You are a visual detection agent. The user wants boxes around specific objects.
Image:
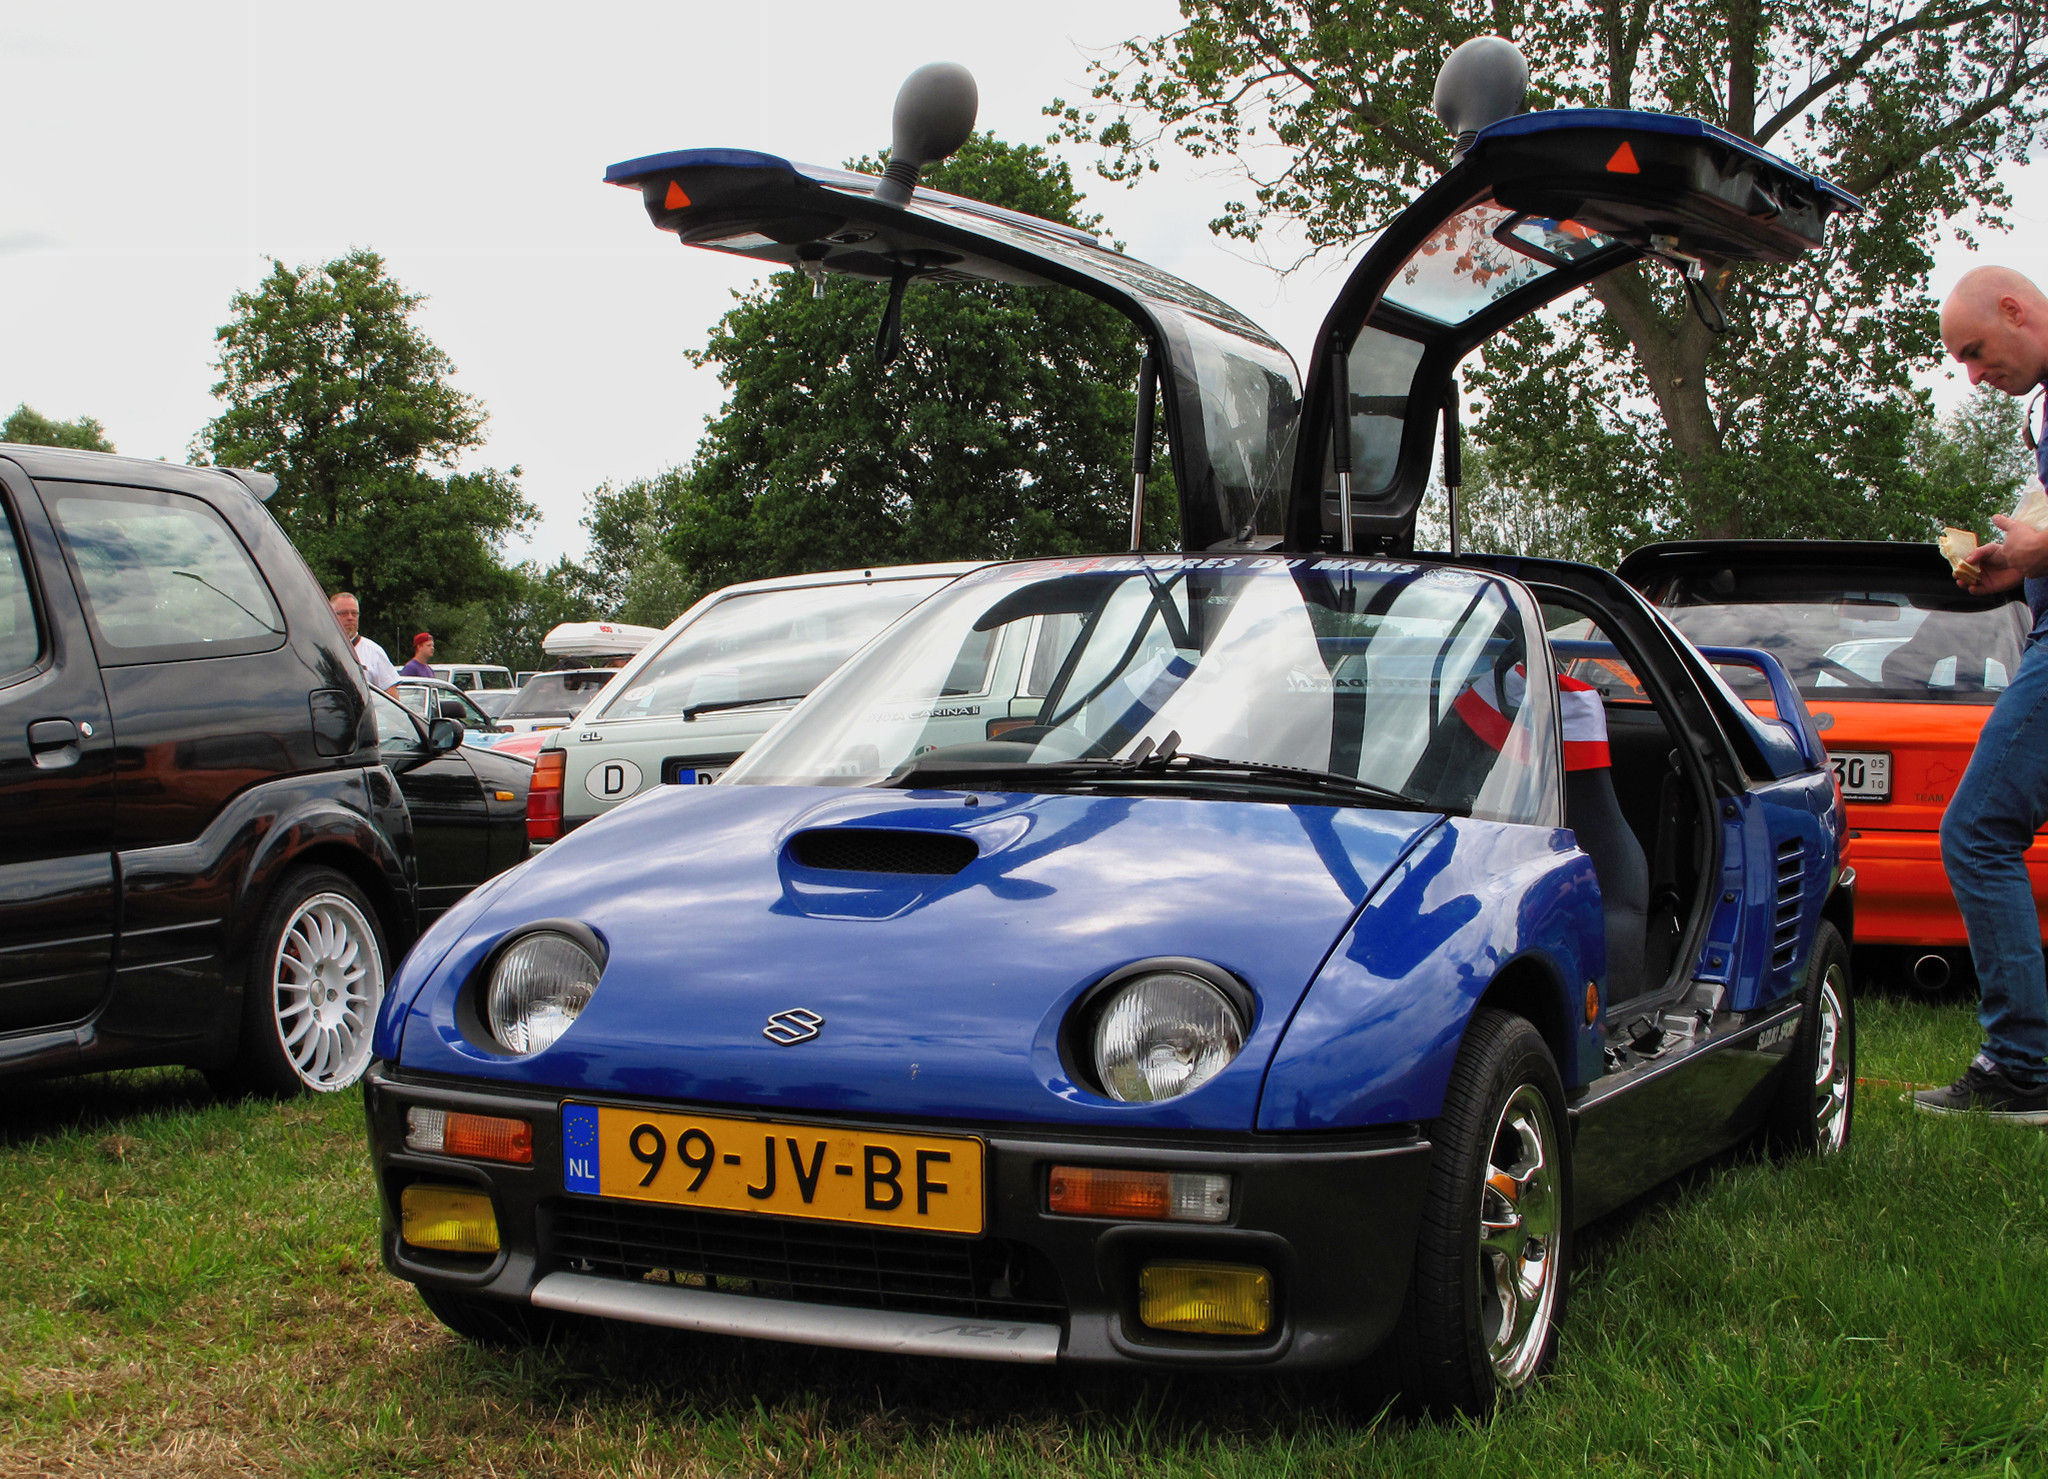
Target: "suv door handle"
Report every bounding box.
[27,718,81,769]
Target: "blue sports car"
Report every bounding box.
[366,46,1857,1416]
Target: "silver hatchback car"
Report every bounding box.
[528,563,980,842]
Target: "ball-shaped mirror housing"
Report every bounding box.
[875,62,979,207]
[1432,37,1528,158]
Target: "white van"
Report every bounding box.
[432,663,515,693]
[531,563,981,841]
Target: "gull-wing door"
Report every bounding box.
[605,148,1300,552]
[1285,108,1861,554]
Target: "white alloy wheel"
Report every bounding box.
[1812,965,1851,1152]
[1477,1083,1564,1389]
[269,891,383,1091]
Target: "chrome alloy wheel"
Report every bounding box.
[1813,965,1851,1152]
[270,891,383,1091]
[1477,1083,1563,1389]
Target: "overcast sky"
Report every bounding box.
[4,2,2041,568]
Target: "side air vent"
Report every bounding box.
[790,829,978,876]
[1771,837,1805,977]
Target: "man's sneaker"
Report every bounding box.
[1912,1060,2048,1123]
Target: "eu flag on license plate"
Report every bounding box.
[562,1104,601,1192]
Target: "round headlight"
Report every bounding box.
[1092,971,1246,1103]
[486,931,601,1054]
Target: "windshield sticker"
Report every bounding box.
[867,703,984,724]
[963,554,1431,584]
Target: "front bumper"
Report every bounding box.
[364,1064,1434,1370]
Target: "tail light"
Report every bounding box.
[527,749,565,841]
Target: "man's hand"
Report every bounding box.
[1960,532,2028,593]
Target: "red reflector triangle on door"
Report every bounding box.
[1606,141,1640,174]
[665,180,692,209]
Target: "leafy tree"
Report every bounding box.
[472,558,600,675]
[582,472,695,614]
[666,133,1171,587]
[192,249,536,654]
[613,544,700,629]
[4,404,113,452]
[1438,386,2029,566]
[1424,440,1616,566]
[1909,383,2036,539]
[1054,3,2048,541]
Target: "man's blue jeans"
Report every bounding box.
[1941,634,2048,1086]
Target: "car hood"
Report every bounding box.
[390,783,1441,1130]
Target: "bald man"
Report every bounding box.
[1917,265,2048,1121]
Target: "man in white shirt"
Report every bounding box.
[329,591,400,695]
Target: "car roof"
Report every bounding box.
[0,443,277,501]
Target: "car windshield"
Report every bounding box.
[504,670,615,718]
[1647,565,2026,704]
[597,577,956,722]
[725,555,1559,824]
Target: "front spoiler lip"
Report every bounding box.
[365,1063,1436,1371]
[531,1273,1063,1363]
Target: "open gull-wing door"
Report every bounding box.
[1286,66,1861,554]
[605,96,1300,554]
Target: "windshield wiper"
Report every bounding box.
[173,570,282,634]
[884,740,1430,810]
[683,694,807,721]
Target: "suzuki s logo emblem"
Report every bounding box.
[763,1008,825,1045]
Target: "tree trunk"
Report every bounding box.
[1588,265,1729,535]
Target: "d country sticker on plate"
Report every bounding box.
[562,1104,984,1234]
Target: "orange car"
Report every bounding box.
[1620,540,2038,993]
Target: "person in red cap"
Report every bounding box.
[399,631,436,678]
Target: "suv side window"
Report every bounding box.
[46,485,284,664]
[0,493,43,684]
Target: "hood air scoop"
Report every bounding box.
[789,829,979,876]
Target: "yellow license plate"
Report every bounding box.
[561,1104,984,1235]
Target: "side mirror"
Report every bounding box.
[438,699,469,721]
[427,716,465,754]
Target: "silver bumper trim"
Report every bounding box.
[529,1272,1063,1364]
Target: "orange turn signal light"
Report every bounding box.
[406,1106,533,1165]
[1047,1165,1229,1223]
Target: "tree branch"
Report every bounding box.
[1756,0,2010,144]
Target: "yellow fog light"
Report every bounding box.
[400,1184,500,1254]
[1137,1260,1272,1336]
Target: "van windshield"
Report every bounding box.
[597,578,953,722]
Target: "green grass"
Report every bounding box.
[0,995,2042,1477]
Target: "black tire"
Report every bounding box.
[1388,1008,1571,1418]
[209,866,388,1098]
[416,1283,573,1348]
[1765,920,1855,1156]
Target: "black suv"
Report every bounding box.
[0,445,530,1096]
